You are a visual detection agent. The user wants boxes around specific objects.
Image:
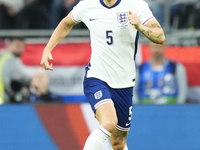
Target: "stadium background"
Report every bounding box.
[0,40,200,150]
[20,41,200,102]
[1,0,200,149]
[1,104,200,150]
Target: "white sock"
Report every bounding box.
[111,144,128,150]
[124,144,128,150]
[83,126,111,150]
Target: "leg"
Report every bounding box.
[110,128,128,150]
[95,102,118,132]
[83,102,118,150]
[83,77,133,150]
[108,87,133,150]
[83,78,118,150]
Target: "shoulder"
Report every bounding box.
[138,61,150,72]
[167,59,186,74]
[175,62,186,73]
[167,59,183,69]
[1,53,13,64]
[3,55,21,66]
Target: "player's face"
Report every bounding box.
[9,40,25,57]
[149,42,166,60]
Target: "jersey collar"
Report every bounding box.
[100,0,121,9]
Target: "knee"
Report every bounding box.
[100,119,118,133]
[111,142,125,150]
[110,130,128,150]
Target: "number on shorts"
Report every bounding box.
[128,106,132,121]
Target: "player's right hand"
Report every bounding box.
[40,52,54,71]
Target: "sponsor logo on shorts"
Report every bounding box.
[125,122,131,126]
[94,90,103,100]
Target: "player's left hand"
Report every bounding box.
[128,11,140,29]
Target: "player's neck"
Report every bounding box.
[103,0,118,7]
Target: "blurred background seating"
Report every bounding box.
[0,38,61,104]
[0,1,200,150]
[0,0,199,30]
[133,42,188,104]
[145,0,200,30]
[0,0,200,104]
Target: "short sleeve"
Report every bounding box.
[136,0,154,25]
[71,1,85,23]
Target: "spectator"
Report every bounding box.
[29,69,61,103]
[0,0,25,29]
[0,38,31,104]
[0,0,24,14]
[133,42,188,104]
[48,0,86,29]
[194,1,200,29]
[14,0,53,29]
[145,0,186,28]
[145,0,165,26]
[0,38,60,104]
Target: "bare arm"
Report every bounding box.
[40,11,77,70]
[137,19,165,44]
[128,11,165,44]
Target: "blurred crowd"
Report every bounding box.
[0,0,200,105]
[0,38,61,104]
[146,0,200,29]
[0,0,200,29]
[133,42,188,104]
[1,37,199,105]
[0,37,200,105]
[0,0,86,29]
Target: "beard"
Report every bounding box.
[152,53,163,61]
[13,52,22,58]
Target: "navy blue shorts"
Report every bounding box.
[83,77,133,131]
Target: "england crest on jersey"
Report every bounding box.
[117,12,128,25]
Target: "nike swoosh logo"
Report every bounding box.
[89,18,98,21]
[125,122,131,126]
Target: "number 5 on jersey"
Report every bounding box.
[106,31,113,45]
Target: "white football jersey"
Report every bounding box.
[72,0,154,88]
